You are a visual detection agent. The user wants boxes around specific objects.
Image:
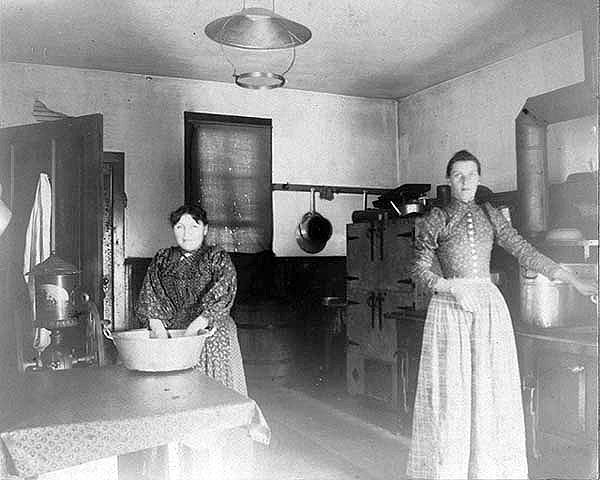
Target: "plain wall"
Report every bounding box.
[1,32,593,258]
[547,115,597,183]
[396,32,589,192]
[0,63,398,257]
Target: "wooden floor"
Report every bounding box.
[248,378,411,480]
[244,328,411,480]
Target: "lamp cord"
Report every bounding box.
[241,0,276,11]
[221,43,297,78]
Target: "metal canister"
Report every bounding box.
[28,253,81,328]
[515,108,549,237]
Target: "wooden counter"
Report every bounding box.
[0,366,269,479]
[515,322,598,479]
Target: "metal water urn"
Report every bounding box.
[28,253,81,329]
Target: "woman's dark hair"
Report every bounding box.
[446,150,482,177]
[169,204,208,227]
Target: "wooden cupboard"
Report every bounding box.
[516,327,598,479]
[345,213,428,416]
[395,312,424,430]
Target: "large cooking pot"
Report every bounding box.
[296,188,333,254]
[520,263,598,328]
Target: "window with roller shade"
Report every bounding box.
[184,112,273,254]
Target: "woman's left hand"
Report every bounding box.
[184,315,209,336]
[571,277,598,297]
[556,267,598,297]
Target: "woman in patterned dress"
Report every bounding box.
[406,150,597,479]
[136,204,247,395]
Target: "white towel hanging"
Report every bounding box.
[23,173,53,351]
[23,173,52,279]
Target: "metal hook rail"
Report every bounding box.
[272,183,391,210]
[272,183,389,195]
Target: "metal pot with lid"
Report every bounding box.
[519,263,598,328]
[296,188,333,254]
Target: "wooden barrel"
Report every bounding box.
[234,300,298,384]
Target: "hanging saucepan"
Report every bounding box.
[296,188,333,254]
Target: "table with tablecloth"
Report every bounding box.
[0,366,270,479]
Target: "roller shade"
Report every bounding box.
[185,113,273,253]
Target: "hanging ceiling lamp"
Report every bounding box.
[205,1,312,90]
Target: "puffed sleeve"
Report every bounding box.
[485,203,561,278]
[198,248,237,326]
[135,249,176,328]
[411,207,446,291]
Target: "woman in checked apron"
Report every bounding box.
[406,150,596,480]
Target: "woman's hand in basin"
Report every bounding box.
[149,318,169,339]
[184,315,209,336]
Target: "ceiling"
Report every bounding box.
[0,0,588,99]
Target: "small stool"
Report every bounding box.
[320,296,347,376]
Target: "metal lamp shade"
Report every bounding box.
[205,7,311,50]
[205,6,311,90]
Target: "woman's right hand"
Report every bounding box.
[184,315,209,336]
[450,282,478,313]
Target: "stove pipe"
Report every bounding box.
[515,108,549,238]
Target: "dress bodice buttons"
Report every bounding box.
[435,200,495,279]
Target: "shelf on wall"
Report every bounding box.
[272,183,389,196]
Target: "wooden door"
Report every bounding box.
[537,349,596,442]
[367,290,398,361]
[0,114,103,371]
[346,222,379,289]
[345,286,373,350]
[380,217,414,290]
[396,318,424,426]
[102,152,126,331]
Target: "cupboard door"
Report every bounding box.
[537,349,594,441]
[381,218,414,290]
[346,222,379,289]
[346,343,365,396]
[345,287,373,351]
[364,289,398,361]
[396,319,424,425]
[364,356,397,406]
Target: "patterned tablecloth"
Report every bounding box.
[0,366,270,478]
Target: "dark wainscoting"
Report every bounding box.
[124,253,346,331]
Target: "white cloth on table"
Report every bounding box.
[0,367,270,479]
